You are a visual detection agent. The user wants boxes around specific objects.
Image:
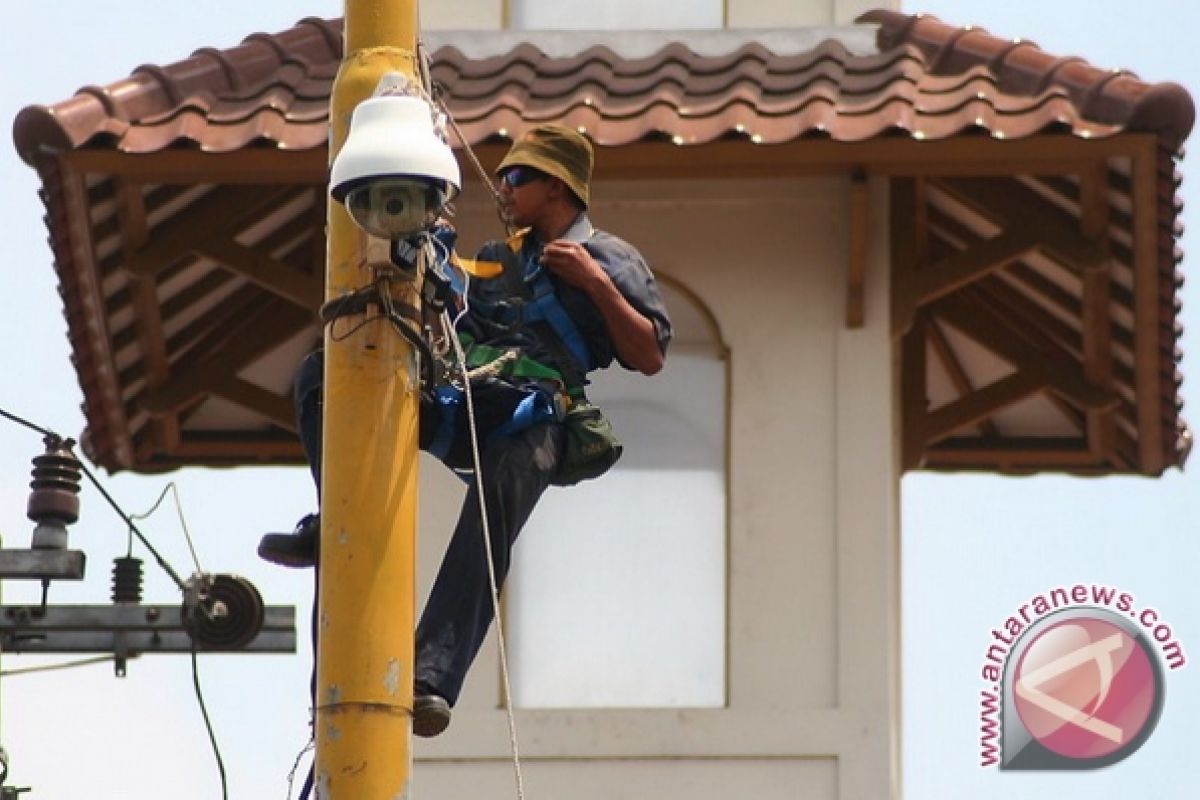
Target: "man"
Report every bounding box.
[259,123,671,737]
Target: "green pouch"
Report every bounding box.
[553,403,623,486]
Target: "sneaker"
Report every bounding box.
[413,692,451,738]
[257,513,319,568]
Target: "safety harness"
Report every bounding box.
[425,227,594,465]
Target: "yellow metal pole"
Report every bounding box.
[316,1,421,797]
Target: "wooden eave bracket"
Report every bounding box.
[122,184,321,311]
[937,295,1118,413]
[846,171,868,328]
[140,298,310,418]
[893,175,1114,339]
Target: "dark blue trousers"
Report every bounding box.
[293,350,562,705]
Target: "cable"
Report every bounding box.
[285,736,314,800]
[378,274,438,390]
[0,407,55,438]
[423,234,473,330]
[76,460,188,592]
[453,269,472,330]
[0,405,190,592]
[191,643,228,800]
[129,482,204,574]
[443,309,527,800]
[0,655,118,677]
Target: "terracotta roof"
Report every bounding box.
[10,12,1193,475]
[864,10,1194,151]
[15,13,1195,159]
[14,18,341,159]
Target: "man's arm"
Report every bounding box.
[539,240,664,375]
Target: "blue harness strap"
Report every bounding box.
[486,388,558,442]
[427,380,558,475]
[427,384,464,461]
[522,262,593,373]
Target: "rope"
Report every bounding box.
[466,349,518,381]
[417,41,512,235]
[443,309,527,800]
[0,655,117,677]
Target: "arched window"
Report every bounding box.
[507,276,729,708]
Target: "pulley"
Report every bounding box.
[182,574,265,650]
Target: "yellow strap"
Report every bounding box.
[453,254,503,279]
[506,228,531,253]
[447,229,530,279]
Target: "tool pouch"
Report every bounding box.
[553,402,622,486]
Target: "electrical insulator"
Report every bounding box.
[26,436,82,550]
[111,556,144,604]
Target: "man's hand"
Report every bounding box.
[541,240,664,375]
[539,240,605,292]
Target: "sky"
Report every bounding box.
[0,2,1197,800]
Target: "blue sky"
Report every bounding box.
[0,2,1196,799]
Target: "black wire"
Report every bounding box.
[328,313,388,342]
[190,643,228,800]
[0,407,56,438]
[387,312,437,390]
[75,460,188,591]
[0,404,189,592]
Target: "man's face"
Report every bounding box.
[497,165,554,228]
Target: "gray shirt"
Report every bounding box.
[463,213,672,382]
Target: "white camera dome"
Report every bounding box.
[330,93,461,238]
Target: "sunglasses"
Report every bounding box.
[499,165,548,188]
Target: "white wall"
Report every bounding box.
[412,174,899,799]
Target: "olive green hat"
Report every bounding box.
[496,124,593,207]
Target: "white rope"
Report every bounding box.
[409,50,526,792]
[417,40,513,235]
[442,308,527,800]
[0,654,117,677]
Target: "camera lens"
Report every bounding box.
[344,178,446,239]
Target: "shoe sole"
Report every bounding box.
[413,696,451,738]
[256,543,316,569]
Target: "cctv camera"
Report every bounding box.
[330,92,461,239]
[343,178,450,240]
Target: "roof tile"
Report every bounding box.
[13,14,1196,160]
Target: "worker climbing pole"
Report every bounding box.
[299,5,672,798]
